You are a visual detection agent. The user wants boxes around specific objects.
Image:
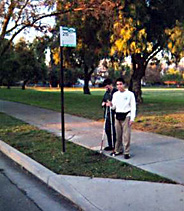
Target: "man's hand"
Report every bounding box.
[102,102,106,107]
[129,120,134,126]
[106,100,112,107]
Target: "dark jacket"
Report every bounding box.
[102,88,117,118]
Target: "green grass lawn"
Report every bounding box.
[0,88,104,119]
[0,87,184,117]
[0,112,174,183]
[135,88,184,139]
[0,87,184,139]
[139,88,184,115]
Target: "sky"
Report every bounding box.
[13,16,56,43]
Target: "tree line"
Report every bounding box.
[0,0,184,102]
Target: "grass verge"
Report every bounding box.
[0,112,175,184]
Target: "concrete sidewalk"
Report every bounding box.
[1,100,184,184]
[0,99,184,210]
[0,141,184,211]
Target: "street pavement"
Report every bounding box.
[0,152,78,211]
[0,99,184,211]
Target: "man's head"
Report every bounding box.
[103,78,113,91]
[116,78,125,92]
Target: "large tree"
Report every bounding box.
[0,0,120,92]
[50,0,119,94]
[165,21,184,66]
[30,36,50,84]
[61,12,113,94]
[0,0,119,56]
[110,0,184,102]
[15,38,42,89]
[0,39,19,88]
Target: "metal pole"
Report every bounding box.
[60,46,65,152]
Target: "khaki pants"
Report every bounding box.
[115,117,131,154]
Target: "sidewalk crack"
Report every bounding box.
[66,180,103,211]
[137,157,184,166]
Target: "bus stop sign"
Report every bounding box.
[60,26,76,48]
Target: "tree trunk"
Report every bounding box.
[129,54,146,103]
[129,77,142,103]
[0,76,4,86]
[22,80,28,90]
[7,83,11,89]
[83,65,91,94]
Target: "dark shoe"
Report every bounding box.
[124,154,131,159]
[110,151,123,157]
[104,146,114,151]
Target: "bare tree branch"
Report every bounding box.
[0,0,15,39]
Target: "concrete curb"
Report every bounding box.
[0,140,100,211]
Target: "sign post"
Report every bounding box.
[60,26,76,152]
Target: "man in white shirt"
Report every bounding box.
[107,78,136,159]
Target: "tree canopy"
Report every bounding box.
[0,0,119,55]
[48,0,119,93]
[0,0,183,100]
[110,0,184,102]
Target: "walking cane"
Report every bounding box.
[109,107,115,156]
[100,107,108,153]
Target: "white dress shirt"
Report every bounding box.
[111,90,136,121]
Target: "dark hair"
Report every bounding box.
[103,78,112,86]
[116,77,125,84]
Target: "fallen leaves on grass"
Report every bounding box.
[134,113,184,139]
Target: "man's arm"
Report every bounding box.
[102,92,107,107]
[106,94,116,110]
[129,93,136,126]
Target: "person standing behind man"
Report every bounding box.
[108,78,136,159]
[102,78,117,151]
